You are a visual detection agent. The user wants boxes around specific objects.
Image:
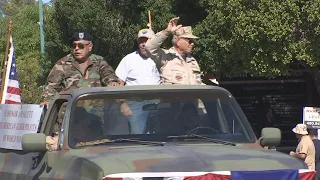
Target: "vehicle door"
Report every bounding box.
[26,98,70,180]
[0,142,40,179]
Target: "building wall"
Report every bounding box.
[219,75,319,153]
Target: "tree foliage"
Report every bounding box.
[46,0,142,68]
[0,0,35,16]
[45,0,208,67]
[194,0,320,78]
[0,1,43,104]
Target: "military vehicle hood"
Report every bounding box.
[56,143,307,176]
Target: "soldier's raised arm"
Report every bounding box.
[99,59,120,87]
[145,17,182,66]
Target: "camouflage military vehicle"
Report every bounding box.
[0,85,312,179]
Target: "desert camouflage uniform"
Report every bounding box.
[145,30,203,85]
[145,29,206,115]
[42,53,119,132]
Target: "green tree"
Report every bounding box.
[45,0,141,69]
[0,0,35,16]
[0,2,43,104]
[194,0,320,79]
[45,0,205,68]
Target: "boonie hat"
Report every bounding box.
[292,124,308,135]
[69,32,93,43]
[174,26,199,39]
[137,29,155,39]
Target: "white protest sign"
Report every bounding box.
[303,107,320,129]
[0,104,43,150]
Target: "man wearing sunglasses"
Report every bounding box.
[145,17,207,120]
[40,31,119,108]
[40,32,120,150]
[115,28,161,134]
[145,17,202,85]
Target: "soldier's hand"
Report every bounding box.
[289,151,296,156]
[120,102,132,117]
[40,102,49,109]
[46,135,58,151]
[165,17,182,33]
[107,82,119,87]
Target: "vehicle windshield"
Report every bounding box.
[68,90,256,147]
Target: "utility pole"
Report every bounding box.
[39,0,45,79]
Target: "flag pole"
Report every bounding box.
[148,10,152,30]
[38,0,45,78]
[0,20,12,103]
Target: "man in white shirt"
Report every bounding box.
[115,28,161,134]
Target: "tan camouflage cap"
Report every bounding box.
[292,124,308,135]
[174,26,199,39]
[137,29,155,39]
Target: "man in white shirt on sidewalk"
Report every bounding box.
[115,28,161,134]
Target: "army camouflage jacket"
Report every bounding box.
[41,54,119,102]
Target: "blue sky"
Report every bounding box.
[39,0,50,3]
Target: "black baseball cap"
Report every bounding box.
[69,32,93,43]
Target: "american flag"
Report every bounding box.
[1,35,21,104]
[103,169,316,180]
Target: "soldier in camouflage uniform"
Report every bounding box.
[41,31,119,106]
[145,17,206,117]
[41,32,120,150]
[145,17,202,85]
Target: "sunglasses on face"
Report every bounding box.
[178,38,195,44]
[184,38,195,44]
[72,43,90,49]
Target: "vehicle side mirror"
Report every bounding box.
[259,127,281,147]
[22,133,47,152]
